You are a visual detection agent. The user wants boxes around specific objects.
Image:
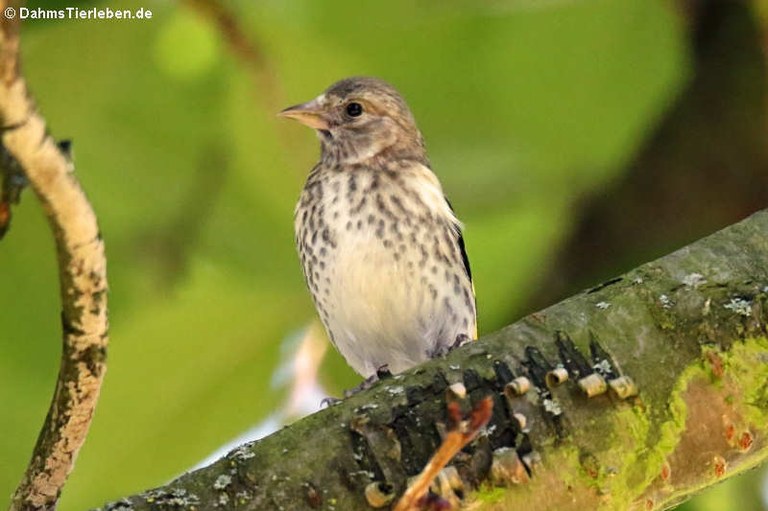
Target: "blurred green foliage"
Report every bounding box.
[0,0,762,509]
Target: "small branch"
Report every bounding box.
[180,0,309,181]
[182,0,283,111]
[1,3,109,511]
[394,396,493,511]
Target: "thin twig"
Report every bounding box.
[1,2,109,510]
[181,0,310,181]
[394,396,494,511]
[182,0,283,111]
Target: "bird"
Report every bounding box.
[279,76,476,383]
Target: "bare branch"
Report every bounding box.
[0,3,109,510]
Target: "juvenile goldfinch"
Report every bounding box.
[281,77,476,380]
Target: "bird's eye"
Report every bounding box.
[345,102,363,118]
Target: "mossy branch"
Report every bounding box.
[1,3,109,510]
[99,210,768,510]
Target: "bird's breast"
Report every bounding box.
[297,169,431,317]
[294,165,475,376]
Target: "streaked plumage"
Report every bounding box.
[281,77,476,378]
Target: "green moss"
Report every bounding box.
[726,337,768,427]
[466,337,766,509]
[474,485,506,504]
[552,445,584,488]
[508,337,768,509]
[608,404,652,496]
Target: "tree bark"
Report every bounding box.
[98,209,768,511]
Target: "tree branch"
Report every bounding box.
[1,3,109,510]
[99,210,768,510]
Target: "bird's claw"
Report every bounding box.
[320,396,342,408]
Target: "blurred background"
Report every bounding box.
[1,0,767,509]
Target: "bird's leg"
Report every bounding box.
[321,365,392,405]
[343,376,377,398]
[343,364,391,398]
[452,333,472,349]
[430,334,473,358]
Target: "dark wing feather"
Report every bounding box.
[456,228,472,283]
[445,197,472,283]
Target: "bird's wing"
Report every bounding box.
[445,197,477,339]
[444,197,472,284]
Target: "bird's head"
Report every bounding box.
[279,77,427,165]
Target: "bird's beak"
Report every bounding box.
[278,98,330,130]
